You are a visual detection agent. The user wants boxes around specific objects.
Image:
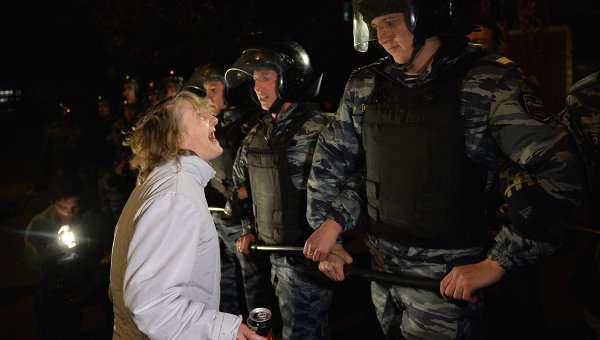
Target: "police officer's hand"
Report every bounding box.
[237,323,268,340]
[318,244,353,281]
[440,258,506,303]
[236,233,256,255]
[303,218,343,262]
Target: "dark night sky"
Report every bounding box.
[1,0,600,157]
[1,0,368,156]
[3,1,365,106]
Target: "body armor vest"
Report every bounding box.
[363,61,488,249]
[246,105,315,246]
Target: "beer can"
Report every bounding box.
[247,307,272,336]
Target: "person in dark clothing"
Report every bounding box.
[25,172,113,340]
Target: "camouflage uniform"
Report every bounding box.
[557,71,600,225]
[555,71,600,338]
[233,103,333,340]
[307,40,584,339]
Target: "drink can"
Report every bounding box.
[247,307,272,337]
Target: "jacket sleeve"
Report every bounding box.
[307,76,367,231]
[463,59,585,270]
[123,193,241,340]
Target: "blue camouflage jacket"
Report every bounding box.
[307,42,584,270]
[233,102,331,233]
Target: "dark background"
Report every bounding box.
[1,0,599,157]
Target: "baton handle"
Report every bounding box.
[249,244,304,253]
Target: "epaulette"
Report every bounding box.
[494,56,514,65]
[468,53,518,72]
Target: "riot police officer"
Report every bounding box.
[158,70,184,101]
[303,1,584,339]
[99,74,140,223]
[226,39,332,340]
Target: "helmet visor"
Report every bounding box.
[353,0,377,52]
[352,0,408,52]
[225,48,285,88]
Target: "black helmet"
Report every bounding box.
[184,64,251,107]
[183,64,225,98]
[225,39,322,106]
[186,64,225,87]
[122,74,140,96]
[352,0,456,52]
[158,70,184,100]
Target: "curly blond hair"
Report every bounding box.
[128,90,215,182]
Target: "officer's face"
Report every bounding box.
[122,83,137,104]
[371,13,414,64]
[54,196,79,224]
[253,68,279,111]
[203,80,226,114]
[97,100,111,119]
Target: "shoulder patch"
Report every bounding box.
[495,57,514,65]
[519,93,551,123]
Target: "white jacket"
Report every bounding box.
[110,155,241,340]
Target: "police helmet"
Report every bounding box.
[184,64,225,98]
[122,74,141,96]
[158,70,184,100]
[225,39,322,103]
[352,0,456,52]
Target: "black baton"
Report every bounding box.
[249,244,440,291]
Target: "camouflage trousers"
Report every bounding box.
[270,255,334,340]
[367,235,484,340]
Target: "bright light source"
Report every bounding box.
[58,225,77,248]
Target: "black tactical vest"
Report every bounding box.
[363,61,488,249]
[245,104,316,246]
[209,107,255,199]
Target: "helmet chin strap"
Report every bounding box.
[268,97,285,117]
[396,39,424,73]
